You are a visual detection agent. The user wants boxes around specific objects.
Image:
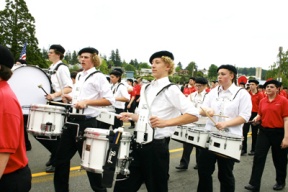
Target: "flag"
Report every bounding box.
[19,42,27,60]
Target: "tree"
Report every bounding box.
[177,62,183,70]
[71,51,78,64]
[208,64,218,81]
[99,59,109,74]
[124,64,136,73]
[0,0,46,67]
[185,61,197,77]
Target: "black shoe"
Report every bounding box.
[248,151,255,156]
[45,165,55,173]
[175,164,188,170]
[128,126,135,129]
[273,183,285,190]
[193,164,198,170]
[244,184,259,191]
[45,159,52,167]
[26,145,32,151]
[241,151,247,156]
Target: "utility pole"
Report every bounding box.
[278,46,283,81]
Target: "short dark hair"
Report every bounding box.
[0,64,12,81]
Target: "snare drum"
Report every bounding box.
[186,126,210,148]
[115,132,132,176]
[208,131,243,161]
[81,128,132,175]
[172,125,188,143]
[27,104,66,138]
[8,66,52,114]
[81,128,110,173]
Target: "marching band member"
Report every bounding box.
[114,51,199,192]
[241,79,264,156]
[54,47,114,192]
[0,45,31,191]
[37,44,73,173]
[176,77,209,170]
[197,64,252,192]
[109,68,130,129]
[245,79,288,191]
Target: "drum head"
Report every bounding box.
[8,66,52,114]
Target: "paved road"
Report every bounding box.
[27,127,288,192]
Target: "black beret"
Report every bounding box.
[248,79,259,85]
[149,50,174,64]
[110,68,123,76]
[78,47,99,55]
[263,79,280,88]
[50,44,65,54]
[189,77,196,81]
[217,64,237,75]
[0,45,14,69]
[195,77,208,85]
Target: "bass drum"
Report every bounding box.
[8,66,52,114]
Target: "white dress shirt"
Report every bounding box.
[202,84,252,136]
[111,82,130,109]
[72,67,115,117]
[49,61,73,101]
[188,90,208,125]
[137,77,199,139]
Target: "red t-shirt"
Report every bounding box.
[128,87,135,99]
[249,91,265,112]
[183,86,196,97]
[259,94,288,128]
[134,84,141,96]
[0,81,28,174]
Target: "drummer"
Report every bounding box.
[175,77,209,171]
[114,50,199,192]
[55,47,114,192]
[197,64,252,192]
[38,44,73,173]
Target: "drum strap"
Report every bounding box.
[102,131,122,187]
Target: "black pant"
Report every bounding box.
[125,101,136,127]
[179,142,199,166]
[0,165,31,192]
[197,149,235,192]
[54,118,107,192]
[112,108,124,130]
[23,115,32,150]
[242,112,259,153]
[114,139,170,192]
[249,127,287,189]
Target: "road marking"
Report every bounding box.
[32,147,184,178]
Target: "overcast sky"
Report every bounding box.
[1,0,288,70]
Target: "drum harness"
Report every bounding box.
[133,83,176,148]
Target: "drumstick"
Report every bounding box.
[87,106,133,121]
[200,107,217,125]
[49,101,73,106]
[38,84,49,95]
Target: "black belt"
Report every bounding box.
[68,114,95,121]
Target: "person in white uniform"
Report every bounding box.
[114,50,199,192]
[197,64,252,192]
[54,47,115,192]
[176,77,209,170]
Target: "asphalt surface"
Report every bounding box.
[27,126,288,192]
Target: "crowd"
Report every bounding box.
[1,44,288,192]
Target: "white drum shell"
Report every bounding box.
[186,126,210,148]
[8,66,52,114]
[81,128,110,173]
[118,132,132,160]
[208,132,242,161]
[172,125,188,143]
[27,104,65,136]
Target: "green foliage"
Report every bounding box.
[207,64,218,81]
[185,62,197,77]
[0,0,46,67]
[99,60,109,74]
